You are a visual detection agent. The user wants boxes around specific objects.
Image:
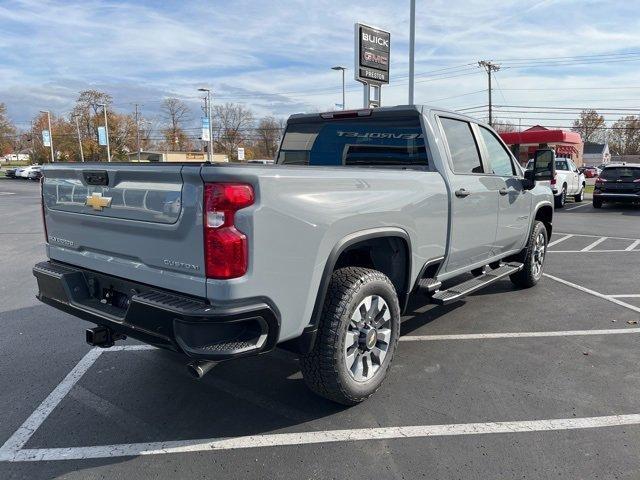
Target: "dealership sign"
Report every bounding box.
[355,23,390,85]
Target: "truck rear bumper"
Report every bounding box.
[33,261,280,361]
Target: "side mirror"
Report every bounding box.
[523,169,535,190]
[532,148,556,181]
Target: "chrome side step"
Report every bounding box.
[430,262,524,306]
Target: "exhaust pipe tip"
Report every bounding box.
[187,360,217,379]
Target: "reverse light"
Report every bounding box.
[204,183,254,279]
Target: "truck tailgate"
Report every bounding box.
[42,163,206,297]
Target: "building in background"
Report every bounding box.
[0,153,31,163]
[499,125,583,166]
[582,142,610,167]
[127,151,229,163]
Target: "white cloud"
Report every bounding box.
[1,0,639,127]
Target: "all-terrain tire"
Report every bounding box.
[510,221,548,288]
[554,185,567,208]
[300,267,400,405]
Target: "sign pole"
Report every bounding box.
[46,111,54,163]
[408,0,415,105]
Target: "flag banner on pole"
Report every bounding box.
[201,117,210,141]
[42,130,51,147]
[237,147,245,161]
[97,126,107,146]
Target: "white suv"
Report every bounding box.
[527,157,585,208]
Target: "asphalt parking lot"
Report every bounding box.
[1,179,639,479]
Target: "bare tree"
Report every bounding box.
[492,120,517,134]
[572,109,605,143]
[254,116,284,159]
[213,103,254,161]
[160,98,192,151]
[609,116,640,156]
[72,90,113,161]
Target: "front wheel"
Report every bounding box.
[300,267,400,405]
[574,186,584,202]
[510,221,548,288]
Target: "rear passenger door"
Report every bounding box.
[477,125,532,256]
[438,117,499,273]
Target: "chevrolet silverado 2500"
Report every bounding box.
[34,106,555,405]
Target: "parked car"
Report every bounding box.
[4,168,17,178]
[247,159,275,165]
[527,156,585,207]
[18,165,41,179]
[26,166,43,181]
[13,166,27,178]
[582,166,600,178]
[34,105,554,405]
[593,163,640,208]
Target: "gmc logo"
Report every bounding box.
[363,51,388,66]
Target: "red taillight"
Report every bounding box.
[203,183,254,279]
[550,176,557,186]
[595,177,607,185]
[40,176,48,242]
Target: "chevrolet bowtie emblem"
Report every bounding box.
[85,192,112,211]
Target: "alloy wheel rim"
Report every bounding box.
[532,232,546,279]
[344,295,392,382]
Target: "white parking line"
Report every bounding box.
[564,203,591,211]
[0,192,16,196]
[3,414,640,462]
[401,328,640,341]
[581,237,608,251]
[543,274,640,314]
[547,234,573,247]
[626,240,640,251]
[608,295,640,299]
[549,249,640,253]
[555,232,640,242]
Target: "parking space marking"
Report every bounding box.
[564,203,591,211]
[401,328,640,341]
[626,240,640,251]
[556,232,640,242]
[608,295,640,299]
[581,237,608,251]
[549,249,640,253]
[3,414,640,462]
[0,192,16,196]
[547,234,573,247]
[544,274,640,314]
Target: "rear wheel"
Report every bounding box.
[300,267,400,405]
[593,198,603,208]
[554,185,567,208]
[510,221,548,288]
[574,185,584,202]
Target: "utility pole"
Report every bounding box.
[198,88,214,162]
[478,60,500,126]
[134,103,141,161]
[408,0,416,105]
[72,114,84,162]
[39,110,55,163]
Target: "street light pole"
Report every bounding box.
[198,88,214,162]
[331,66,347,110]
[72,114,84,162]
[97,103,112,162]
[408,0,416,105]
[40,110,55,163]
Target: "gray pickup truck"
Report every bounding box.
[34,105,555,405]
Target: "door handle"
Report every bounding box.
[455,188,471,198]
[499,188,509,196]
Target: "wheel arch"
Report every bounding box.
[533,202,553,239]
[280,228,412,355]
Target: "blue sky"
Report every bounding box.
[1,0,640,129]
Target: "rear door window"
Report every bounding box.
[277,115,428,168]
[440,117,483,174]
